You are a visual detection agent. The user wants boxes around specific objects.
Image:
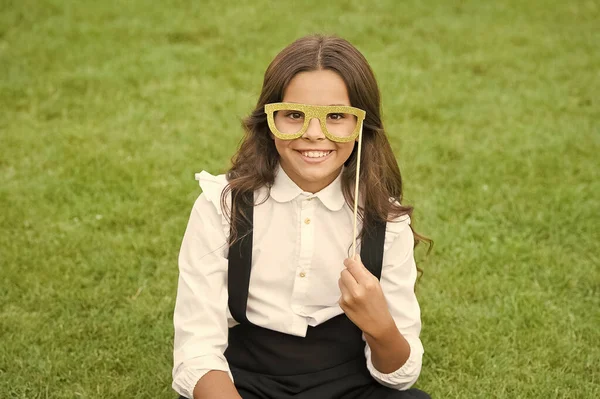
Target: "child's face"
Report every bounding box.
[273,69,356,194]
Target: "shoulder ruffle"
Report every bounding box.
[194,171,231,236]
[384,213,412,249]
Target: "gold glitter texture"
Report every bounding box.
[265,102,366,143]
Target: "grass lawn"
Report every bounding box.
[1,0,598,398]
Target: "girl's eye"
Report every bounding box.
[285,112,304,120]
[328,113,345,120]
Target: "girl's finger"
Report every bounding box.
[345,259,372,285]
[338,278,353,307]
[340,268,359,290]
[338,277,347,294]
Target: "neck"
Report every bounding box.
[280,163,342,193]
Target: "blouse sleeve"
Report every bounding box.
[364,214,424,390]
[172,174,233,398]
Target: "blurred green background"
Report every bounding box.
[1,0,598,398]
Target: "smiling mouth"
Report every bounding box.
[297,150,332,158]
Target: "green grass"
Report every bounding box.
[1,0,598,398]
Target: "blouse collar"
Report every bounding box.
[270,164,346,211]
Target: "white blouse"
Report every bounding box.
[172,166,424,399]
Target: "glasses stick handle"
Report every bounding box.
[351,123,364,259]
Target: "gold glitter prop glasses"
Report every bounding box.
[265,102,366,143]
[265,102,367,258]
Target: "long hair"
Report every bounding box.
[222,34,431,254]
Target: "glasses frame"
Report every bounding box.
[264,102,366,143]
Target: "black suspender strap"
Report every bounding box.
[360,218,387,280]
[227,190,254,324]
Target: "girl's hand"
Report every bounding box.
[338,254,396,339]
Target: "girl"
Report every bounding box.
[173,35,431,399]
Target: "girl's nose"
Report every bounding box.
[302,118,325,140]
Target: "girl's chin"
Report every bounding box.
[296,170,337,184]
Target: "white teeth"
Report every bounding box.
[301,151,331,158]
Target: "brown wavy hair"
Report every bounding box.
[222,34,430,254]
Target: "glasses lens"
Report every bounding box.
[326,112,358,138]
[273,109,305,135]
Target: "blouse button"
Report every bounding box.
[304,218,311,225]
[299,271,306,278]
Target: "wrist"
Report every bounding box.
[365,315,397,342]
[365,321,411,374]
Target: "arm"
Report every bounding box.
[193,371,242,399]
[339,217,423,390]
[364,218,423,389]
[173,194,240,398]
[363,319,411,374]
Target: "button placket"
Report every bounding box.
[292,198,315,316]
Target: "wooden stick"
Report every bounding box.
[351,123,364,258]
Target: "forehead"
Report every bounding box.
[283,69,351,106]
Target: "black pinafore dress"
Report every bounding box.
[182,192,430,399]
